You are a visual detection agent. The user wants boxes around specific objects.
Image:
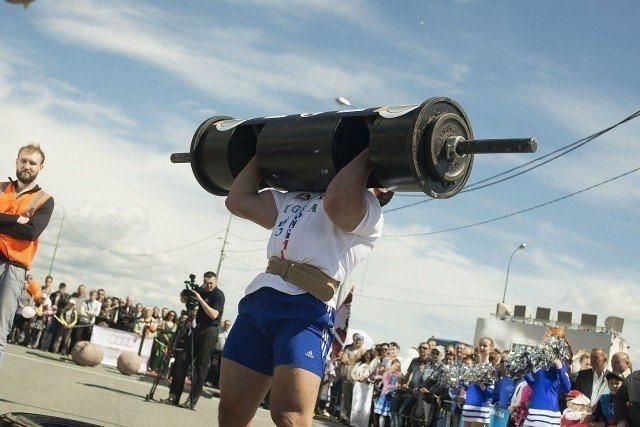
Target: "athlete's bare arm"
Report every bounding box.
[324,148,373,232]
[225,156,278,229]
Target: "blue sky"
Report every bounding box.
[1,1,638,361]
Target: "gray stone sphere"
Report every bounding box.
[71,341,104,367]
[117,351,142,375]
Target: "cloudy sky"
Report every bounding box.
[2,1,639,361]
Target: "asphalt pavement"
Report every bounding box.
[0,343,339,426]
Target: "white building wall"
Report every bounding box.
[473,317,628,370]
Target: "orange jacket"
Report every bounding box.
[0,181,51,270]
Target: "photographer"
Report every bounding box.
[162,271,225,409]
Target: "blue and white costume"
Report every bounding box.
[462,380,495,424]
[223,190,383,378]
[523,362,571,427]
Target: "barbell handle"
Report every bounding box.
[455,138,537,155]
[170,152,191,163]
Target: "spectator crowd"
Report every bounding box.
[315,332,637,427]
[5,275,233,387]
[6,276,640,426]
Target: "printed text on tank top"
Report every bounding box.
[273,193,321,260]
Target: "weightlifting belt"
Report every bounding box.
[266,256,339,301]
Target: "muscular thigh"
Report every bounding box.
[269,365,321,423]
[218,357,271,424]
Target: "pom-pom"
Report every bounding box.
[505,345,535,378]
[441,363,465,388]
[462,363,496,386]
[530,335,571,371]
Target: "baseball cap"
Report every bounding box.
[606,371,625,382]
[353,333,364,341]
[566,390,590,406]
[566,390,582,399]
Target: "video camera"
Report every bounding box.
[179,273,201,312]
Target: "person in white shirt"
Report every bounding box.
[219,148,389,426]
[75,290,101,343]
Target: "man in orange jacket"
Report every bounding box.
[0,144,54,368]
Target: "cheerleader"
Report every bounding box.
[462,337,495,427]
[523,327,572,427]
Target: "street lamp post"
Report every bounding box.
[502,243,526,303]
[48,205,65,277]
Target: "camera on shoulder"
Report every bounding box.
[179,274,201,311]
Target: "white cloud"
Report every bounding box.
[2,0,638,365]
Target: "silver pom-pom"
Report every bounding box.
[441,362,466,388]
[505,337,570,376]
[464,362,497,387]
[441,362,497,387]
[530,335,571,371]
[505,345,535,378]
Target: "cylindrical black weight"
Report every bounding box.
[176,97,536,198]
[367,98,474,198]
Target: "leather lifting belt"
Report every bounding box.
[266,256,339,301]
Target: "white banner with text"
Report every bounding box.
[91,325,154,373]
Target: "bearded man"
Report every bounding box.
[0,144,54,368]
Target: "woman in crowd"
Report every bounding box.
[350,350,375,427]
[147,310,178,373]
[523,327,572,427]
[133,307,158,338]
[462,337,495,427]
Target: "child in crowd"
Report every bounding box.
[560,390,590,426]
[589,371,625,426]
[374,359,403,426]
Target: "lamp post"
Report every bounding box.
[334,96,357,109]
[215,213,232,279]
[48,205,65,276]
[502,243,526,303]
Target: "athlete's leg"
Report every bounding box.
[269,365,321,426]
[218,358,271,426]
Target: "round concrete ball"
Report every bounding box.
[71,341,104,367]
[117,351,142,375]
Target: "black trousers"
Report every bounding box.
[169,326,218,404]
[206,349,223,387]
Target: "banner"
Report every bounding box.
[331,286,354,358]
[489,406,510,427]
[90,325,154,373]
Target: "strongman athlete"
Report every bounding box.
[219,148,388,426]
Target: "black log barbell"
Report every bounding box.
[171,97,537,199]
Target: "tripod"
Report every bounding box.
[145,310,196,408]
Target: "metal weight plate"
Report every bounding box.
[425,112,472,182]
[410,97,474,198]
[189,115,234,196]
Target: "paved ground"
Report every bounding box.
[0,343,339,426]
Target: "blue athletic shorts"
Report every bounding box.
[222,287,335,378]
